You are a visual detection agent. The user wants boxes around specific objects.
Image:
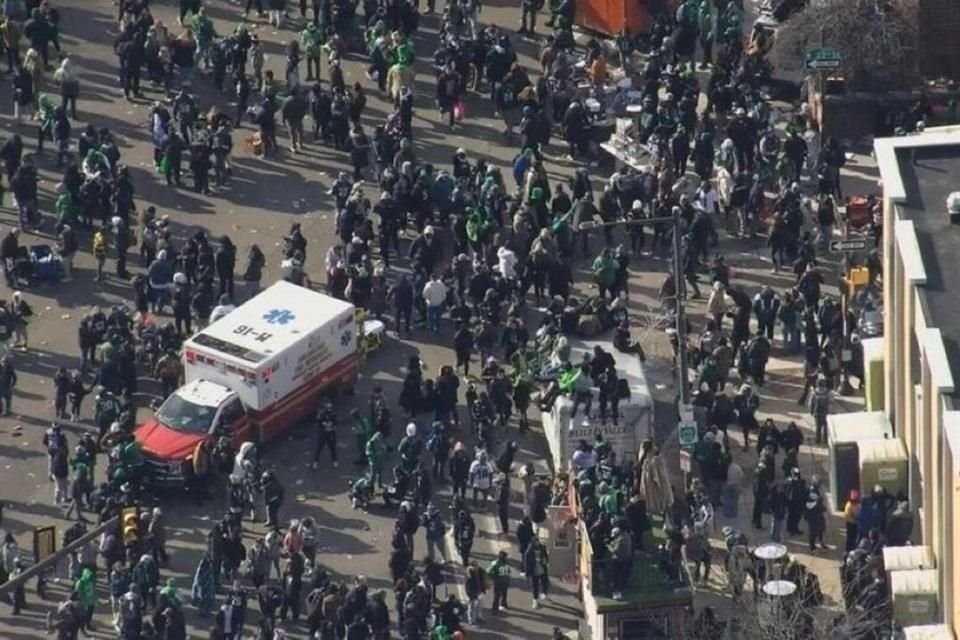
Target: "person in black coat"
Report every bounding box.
[215,236,237,300]
[448,445,470,499]
[172,276,192,335]
[388,538,411,583]
[24,8,53,67]
[516,515,534,564]
[0,134,24,184]
[388,275,414,337]
[12,65,35,124]
[0,229,19,288]
[496,476,511,534]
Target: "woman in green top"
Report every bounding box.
[592,248,618,299]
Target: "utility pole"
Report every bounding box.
[671,207,691,406]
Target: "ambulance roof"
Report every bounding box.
[185,281,355,365]
[176,379,237,408]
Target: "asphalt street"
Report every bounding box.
[0,0,882,638]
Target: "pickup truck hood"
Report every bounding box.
[135,418,205,460]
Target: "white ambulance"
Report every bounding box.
[135,282,358,486]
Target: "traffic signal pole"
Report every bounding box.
[671,207,691,406]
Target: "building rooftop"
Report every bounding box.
[894,143,960,402]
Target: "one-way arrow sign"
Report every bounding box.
[829,238,868,253]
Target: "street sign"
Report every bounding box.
[678,420,698,449]
[806,47,842,70]
[829,238,868,253]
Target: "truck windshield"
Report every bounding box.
[156,394,216,434]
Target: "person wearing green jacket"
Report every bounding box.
[598,482,623,517]
[717,0,743,45]
[300,23,323,81]
[592,248,618,299]
[365,431,385,488]
[191,8,216,68]
[159,577,182,610]
[430,623,453,640]
[75,567,96,632]
[351,408,373,466]
[55,190,78,228]
[488,550,511,612]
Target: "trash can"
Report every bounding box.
[827,412,893,511]
[859,438,909,500]
[890,569,939,627]
[902,624,954,640]
[883,546,935,575]
[861,337,884,411]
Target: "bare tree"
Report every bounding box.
[770,0,919,92]
[686,559,890,640]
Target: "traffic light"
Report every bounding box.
[121,508,139,546]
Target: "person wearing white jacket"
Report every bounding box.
[497,246,517,281]
[422,275,447,334]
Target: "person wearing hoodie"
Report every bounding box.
[453,509,476,566]
[53,55,79,119]
[397,422,422,471]
[522,537,550,608]
[191,553,216,617]
[74,566,96,632]
[449,441,470,499]
[422,502,447,562]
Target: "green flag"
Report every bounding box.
[558,367,581,393]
